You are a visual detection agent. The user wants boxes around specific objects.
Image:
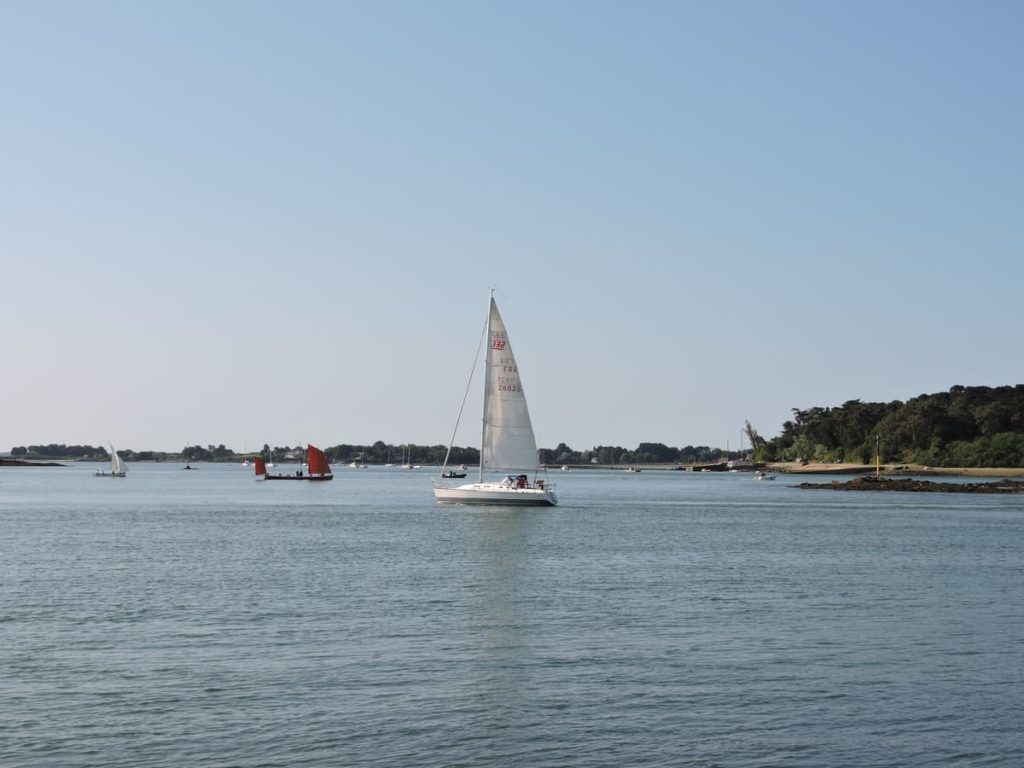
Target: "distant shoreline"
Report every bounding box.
[0,458,65,467]
[766,462,1024,478]
[4,457,1024,478]
[551,462,1024,477]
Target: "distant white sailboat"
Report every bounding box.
[95,443,127,477]
[433,291,556,506]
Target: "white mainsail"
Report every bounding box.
[110,444,127,475]
[481,297,539,475]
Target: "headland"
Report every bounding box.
[0,458,64,467]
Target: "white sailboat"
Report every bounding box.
[433,291,557,506]
[95,443,128,477]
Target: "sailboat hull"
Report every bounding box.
[433,482,557,506]
[263,474,333,481]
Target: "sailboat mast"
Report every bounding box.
[479,289,494,483]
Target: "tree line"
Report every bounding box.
[9,440,735,466]
[11,385,1024,467]
[757,385,1024,467]
[12,444,106,459]
[7,442,481,465]
[538,443,731,466]
[262,442,479,466]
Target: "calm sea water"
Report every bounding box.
[3,463,1023,767]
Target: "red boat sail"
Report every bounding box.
[306,445,332,478]
[254,446,333,481]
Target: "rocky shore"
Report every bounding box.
[798,477,1024,494]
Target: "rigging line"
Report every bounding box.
[439,313,489,478]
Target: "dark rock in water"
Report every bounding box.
[798,477,1024,494]
[0,458,64,467]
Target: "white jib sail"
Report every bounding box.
[481,297,539,473]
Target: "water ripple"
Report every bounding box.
[3,466,1024,766]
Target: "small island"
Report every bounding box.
[798,477,1024,494]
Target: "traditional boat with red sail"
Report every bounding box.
[254,445,333,481]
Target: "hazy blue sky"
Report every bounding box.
[2,1,1021,453]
